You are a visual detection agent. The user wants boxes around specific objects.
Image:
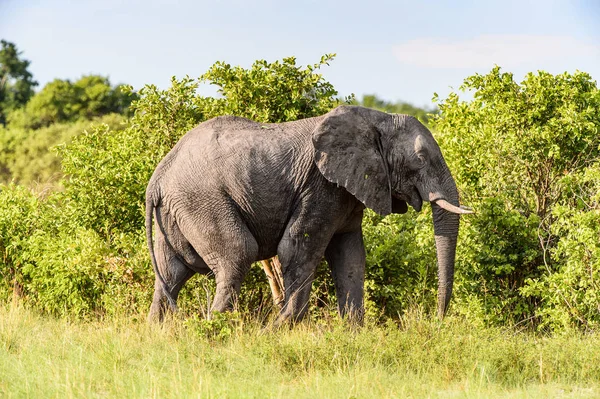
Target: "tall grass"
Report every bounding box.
[1,302,598,398]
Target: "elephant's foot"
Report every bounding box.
[211,279,243,313]
[147,296,177,323]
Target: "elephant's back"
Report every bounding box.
[154,116,259,175]
[154,115,315,197]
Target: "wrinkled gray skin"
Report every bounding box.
[146,105,466,323]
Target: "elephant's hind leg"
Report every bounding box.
[148,257,194,322]
[148,212,196,322]
[177,209,259,314]
[208,233,259,312]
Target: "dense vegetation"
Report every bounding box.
[0,40,599,336]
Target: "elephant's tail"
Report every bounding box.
[146,186,177,312]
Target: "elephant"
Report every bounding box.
[145,105,472,323]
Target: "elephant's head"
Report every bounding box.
[312,105,472,318]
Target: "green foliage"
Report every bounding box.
[0,182,153,316]
[7,75,136,130]
[357,94,437,124]
[433,67,600,328]
[58,121,152,234]
[521,206,600,332]
[434,67,600,218]
[20,228,112,317]
[0,40,37,125]
[452,198,541,325]
[201,54,348,122]
[2,54,600,333]
[58,76,206,235]
[521,163,600,331]
[362,209,437,318]
[0,184,41,301]
[0,124,23,179]
[20,228,153,318]
[0,114,125,185]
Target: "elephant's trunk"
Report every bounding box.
[430,177,461,319]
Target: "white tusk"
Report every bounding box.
[434,199,474,214]
[460,205,474,212]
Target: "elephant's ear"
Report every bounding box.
[312,106,392,216]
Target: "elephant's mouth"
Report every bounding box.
[394,186,423,212]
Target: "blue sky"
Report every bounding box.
[1,0,599,107]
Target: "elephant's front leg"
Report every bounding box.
[324,230,366,323]
[276,232,330,324]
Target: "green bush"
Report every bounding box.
[59,122,154,235]
[21,228,153,318]
[20,228,112,317]
[0,114,125,185]
[7,75,136,130]
[434,67,600,217]
[0,183,153,316]
[522,206,600,331]
[0,184,41,300]
[452,198,541,325]
[3,59,599,331]
[0,124,25,181]
[433,67,600,328]
[200,54,346,122]
[362,209,437,319]
[521,164,600,331]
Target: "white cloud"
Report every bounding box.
[393,35,600,69]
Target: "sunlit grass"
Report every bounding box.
[1,302,599,398]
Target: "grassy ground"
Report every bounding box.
[1,303,599,398]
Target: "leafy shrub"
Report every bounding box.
[7,75,136,130]
[521,164,600,331]
[522,207,600,331]
[0,114,125,185]
[362,209,437,319]
[0,124,25,181]
[0,184,41,300]
[95,230,155,317]
[452,198,541,325]
[433,67,600,328]
[20,228,112,317]
[58,122,154,235]
[0,182,153,317]
[201,54,347,122]
[434,67,600,218]
[4,59,599,331]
